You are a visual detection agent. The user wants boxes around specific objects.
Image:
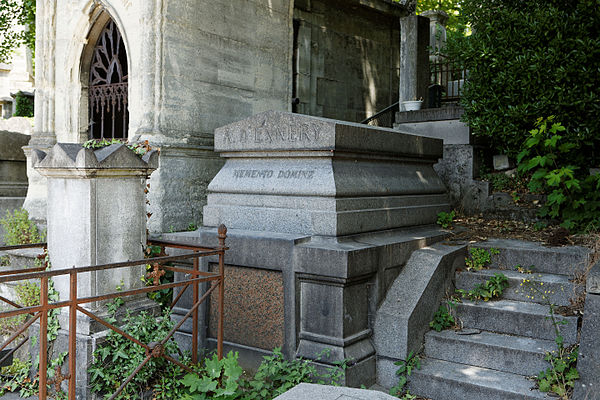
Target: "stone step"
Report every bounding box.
[424,329,553,376]
[471,239,589,276]
[408,358,548,400]
[454,299,578,343]
[455,268,579,307]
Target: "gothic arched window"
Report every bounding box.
[88,20,128,140]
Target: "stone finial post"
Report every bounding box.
[399,14,430,109]
[33,143,158,306]
[32,143,158,399]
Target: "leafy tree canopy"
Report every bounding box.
[0,0,35,63]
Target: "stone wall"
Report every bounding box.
[293,0,401,122]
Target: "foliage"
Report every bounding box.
[15,281,39,307]
[481,172,529,194]
[181,351,244,400]
[14,91,33,117]
[429,301,456,332]
[82,139,153,157]
[456,273,509,301]
[0,208,43,246]
[0,352,68,398]
[436,210,455,229]
[0,0,35,63]
[0,357,37,397]
[453,0,600,161]
[389,351,420,398]
[142,245,173,310]
[464,247,499,271]
[519,276,580,398]
[517,117,600,231]
[88,307,182,399]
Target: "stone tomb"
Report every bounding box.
[204,111,449,236]
[164,111,450,386]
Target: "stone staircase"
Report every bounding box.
[407,239,589,400]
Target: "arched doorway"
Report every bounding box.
[88,19,128,140]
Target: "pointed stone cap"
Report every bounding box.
[33,143,158,178]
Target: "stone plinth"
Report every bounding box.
[204,111,449,236]
[32,143,158,399]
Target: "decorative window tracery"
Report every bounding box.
[88,20,128,140]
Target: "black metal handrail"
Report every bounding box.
[360,101,400,127]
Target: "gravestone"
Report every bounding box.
[164,111,450,386]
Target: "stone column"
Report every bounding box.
[399,14,430,109]
[22,0,58,226]
[33,143,158,398]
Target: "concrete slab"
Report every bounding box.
[274,383,397,400]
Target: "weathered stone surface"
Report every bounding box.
[395,119,470,145]
[473,239,590,276]
[374,243,466,361]
[31,143,159,398]
[0,130,29,197]
[586,260,600,294]
[573,293,600,400]
[399,15,430,108]
[274,383,398,400]
[454,299,578,343]
[205,111,449,236]
[161,224,450,386]
[0,130,29,161]
[424,330,553,376]
[493,154,510,170]
[0,118,33,136]
[409,358,548,400]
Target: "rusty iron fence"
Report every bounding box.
[430,57,468,102]
[0,225,227,399]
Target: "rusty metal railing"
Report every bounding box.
[0,224,227,399]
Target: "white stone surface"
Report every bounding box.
[34,143,157,307]
[274,383,397,400]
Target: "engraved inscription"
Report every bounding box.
[223,122,319,144]
[233,169,315,179]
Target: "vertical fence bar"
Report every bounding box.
[39,276,49,400]
[192,256,199,364]
[69,269,77,399]
[217,225,227,360]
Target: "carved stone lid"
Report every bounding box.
[214,110,442,160]
[33,143,158,178]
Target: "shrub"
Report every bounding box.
[13,91,33,117]
[454,0,600,161]
[0,208,43,246]
[517,117,600,230]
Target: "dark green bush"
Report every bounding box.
[454,0,600,162]
[13,91,33,117]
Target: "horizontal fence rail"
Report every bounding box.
[0,224,228,399]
